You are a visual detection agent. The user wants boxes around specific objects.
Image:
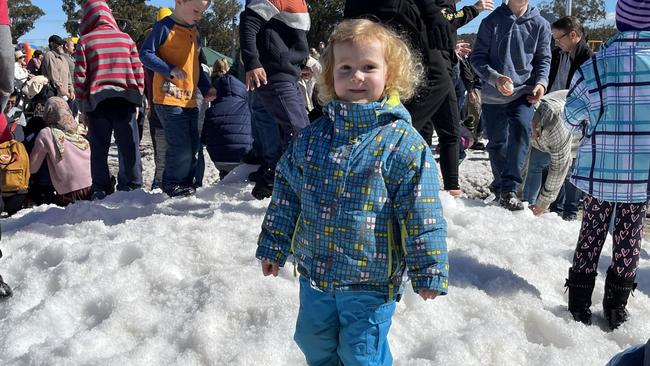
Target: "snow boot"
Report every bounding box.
[603,268,636,330]
[498,192,525,211]
[565,269,596,325]
[252,168,275,200]
[0,274,12,302]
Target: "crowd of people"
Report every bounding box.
[0,0,649,364]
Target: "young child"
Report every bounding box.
[563,0,650,330]
[140,0,215,197]
[256,19,448,365]
[201,58,252,179]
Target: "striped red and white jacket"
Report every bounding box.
[74,0,144,113]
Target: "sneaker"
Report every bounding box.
[563,213,578,221]
[0,275,12,302]
[498,192,525,211]
[469,141,486,150]
[167,185,196,198]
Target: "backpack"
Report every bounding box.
[0,123,30,195]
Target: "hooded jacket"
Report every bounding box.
[74,0,144,113]
[470,3,551,104]
[564,31,650,203]
[202,74,252,163]
[239,0,310,83]
[256,94,448,297]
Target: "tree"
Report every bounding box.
[539,0,606,24]
[62,0,157,42]
[307,0,344,48]
[198,0,242,57]
[7,0,45,43]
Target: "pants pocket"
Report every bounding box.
[366,301,396,356]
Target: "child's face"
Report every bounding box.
[174,0,209,25]
[333,39,387,103]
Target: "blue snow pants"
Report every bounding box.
[294,276,397,366]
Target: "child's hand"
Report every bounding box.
[418,290,440,301]
[170,67,187,80]
[496,75,514,96]
[204,87,217,102]
[261,260,279,277]
[527,84,545,104]
[246,67,267,91]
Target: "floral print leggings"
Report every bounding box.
[572,195,647,279]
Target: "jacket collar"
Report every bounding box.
[322,92,411,142]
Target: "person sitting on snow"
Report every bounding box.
[29,97,92,206]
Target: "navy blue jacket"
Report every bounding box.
[201,75,252,163]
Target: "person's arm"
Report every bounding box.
[445,5,479,29]
[536,123,572,210]
[414,0,455,51]
[28,130,48,174]
[239,9,266,73]
[564,66,592,135]
[393,136,448,296]
[469,18,501,88]
[139,20,175,78]
[73,43,88,105]
[129,40,145,96]
[255,139,303,268]
[532,21,552,92]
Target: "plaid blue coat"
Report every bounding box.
[565,31,650,203]
[256,94,448,296]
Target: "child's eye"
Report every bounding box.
[364,64,377,71]
[339,65,351,71]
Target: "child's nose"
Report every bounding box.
[351,70,364,82]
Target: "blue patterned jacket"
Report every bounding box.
[256,94,448,297]
[565,31,650,203]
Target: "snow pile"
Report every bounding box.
[0,156,648,365]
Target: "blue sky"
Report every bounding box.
[20,0,618,47]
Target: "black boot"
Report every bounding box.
[252,168,275,200]
[603,268,636,330]
[565,269,597,325]
[0,274,12,302]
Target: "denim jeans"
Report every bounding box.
[148,109,166,190]
[482,95,534,193]
[255,81,308,170]
[551,159,583,217]
[294,276,396,366]
[154,104,199,192]
[250,90,280,169]
[522,147,551,204]
[87,98,142,193]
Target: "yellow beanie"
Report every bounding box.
[157,7,172,21]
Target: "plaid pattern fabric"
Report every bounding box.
[565,31,650,203]
[256,93,449,295]
[525,90,573,209]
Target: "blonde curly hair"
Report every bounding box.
[318,18,423,105]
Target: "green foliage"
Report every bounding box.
[7,0,45,43]
[62,0,157,41]
[198,0,242,57]
[539,0,606,23]
[307,0,344,48]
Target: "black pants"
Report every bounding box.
[572,195,647,279]
[406,65,460,190]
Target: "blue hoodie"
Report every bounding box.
[469,3,551,104]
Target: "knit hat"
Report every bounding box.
[14,50,24,61]
[616,0,650,31]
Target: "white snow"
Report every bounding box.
[0,150,648,365]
